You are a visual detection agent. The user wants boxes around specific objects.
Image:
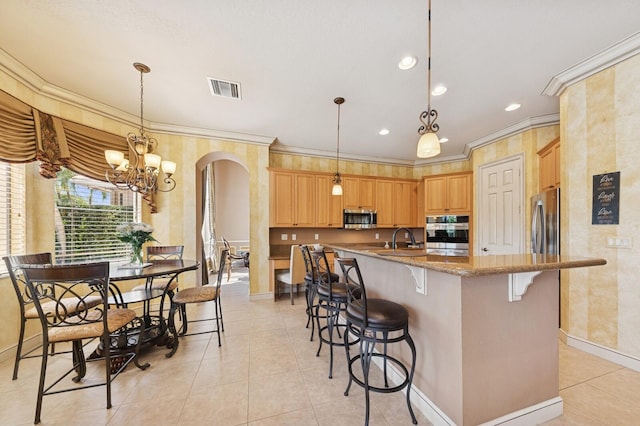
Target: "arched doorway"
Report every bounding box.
[195,152,249,287]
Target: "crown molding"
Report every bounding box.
[463,114,560,156]
[542,31,640,96]
[0,48,275,146]
[269,144,416,167]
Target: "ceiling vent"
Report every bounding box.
[207,77,241,100]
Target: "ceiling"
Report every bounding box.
[1,1,639,164]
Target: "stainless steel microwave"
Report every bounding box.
[343,209,377,229]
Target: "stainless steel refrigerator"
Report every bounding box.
[531,188,560,255]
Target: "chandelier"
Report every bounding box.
[332,97,345,196]
[417,0,441,158]
[105,62,176,195]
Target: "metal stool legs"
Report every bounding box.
[344,323,418,425]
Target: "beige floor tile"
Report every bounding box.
[3,274,640,426]
[248,407,318,426]
[248,370,312,421]
[179,380,249,425]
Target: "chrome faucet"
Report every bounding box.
[391,227,416,250]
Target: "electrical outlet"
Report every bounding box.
[375,233,379,239]
[314,234,319,240]
[405,232,409,238]
[281,234,288,241]
[292,234,297,241]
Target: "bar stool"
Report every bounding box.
[337,257,417,425]
[299,245,339,341]
[311,250,360,379]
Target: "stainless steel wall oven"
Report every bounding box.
[425,215,469,256]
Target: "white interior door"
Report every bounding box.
[477,155,524,255]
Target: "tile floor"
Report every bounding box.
[1,270,640,425]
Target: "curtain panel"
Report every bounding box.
[0,89,157,212]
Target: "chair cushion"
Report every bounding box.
[48,308,137,343]
[132,279,178,293]
[24,296,103,319]
[346,298,409,329]
[173,285,219,304]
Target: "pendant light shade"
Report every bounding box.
[332,181,343,196]
[417,131,441,158]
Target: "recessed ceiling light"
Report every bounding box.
[432,85,447,96]
[379,128,390,136]
[398,56,417,70]
[439,137,449,143]
[505,103,521,112]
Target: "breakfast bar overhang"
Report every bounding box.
[329,245,606,426]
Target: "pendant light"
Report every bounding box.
[332,97,345,196]
[417,0,441,158]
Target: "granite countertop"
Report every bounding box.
[328,243,607,277]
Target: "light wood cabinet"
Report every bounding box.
[375,180,394,227]
[315,175,343,228]
[424,172,472,215]
[375,179,416,228]
[269,171,315,227]
[343,177,376,210]
[538,137,560,191]
[270,169,420,229]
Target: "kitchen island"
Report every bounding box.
[328,244,606,426]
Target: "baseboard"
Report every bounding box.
[479,397,563,426]
[562,330,640,372]
[249,292,273,301]
[0,334,42,364]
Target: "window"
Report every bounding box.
[54,168,141,264]
[0,161,26,274]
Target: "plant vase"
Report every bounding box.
[130,244,144,266]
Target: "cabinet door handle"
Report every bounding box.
[482,247,488,252]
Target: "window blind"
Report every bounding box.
[0,161,26,274]
[54,170,141,264]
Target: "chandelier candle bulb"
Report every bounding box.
[105,150,124,166]
[161,161,176,176]
[144,153,161,169]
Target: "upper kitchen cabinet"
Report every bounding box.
[538,137,560,191]
[343,177,376,210]
[315,175,343,228]
[269,170,315,227]
[424,172,472,215]
[376,179,416,228]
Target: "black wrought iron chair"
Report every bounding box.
[337,257,417,425]
[3,253,102,381]
[20,262,148,424]
[166,249,227,357]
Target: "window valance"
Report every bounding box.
[0,89,156,212]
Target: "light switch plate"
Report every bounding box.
[281,234,288,241]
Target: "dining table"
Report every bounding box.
[107,259,200,358]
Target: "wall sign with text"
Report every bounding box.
[592,171,620,225]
